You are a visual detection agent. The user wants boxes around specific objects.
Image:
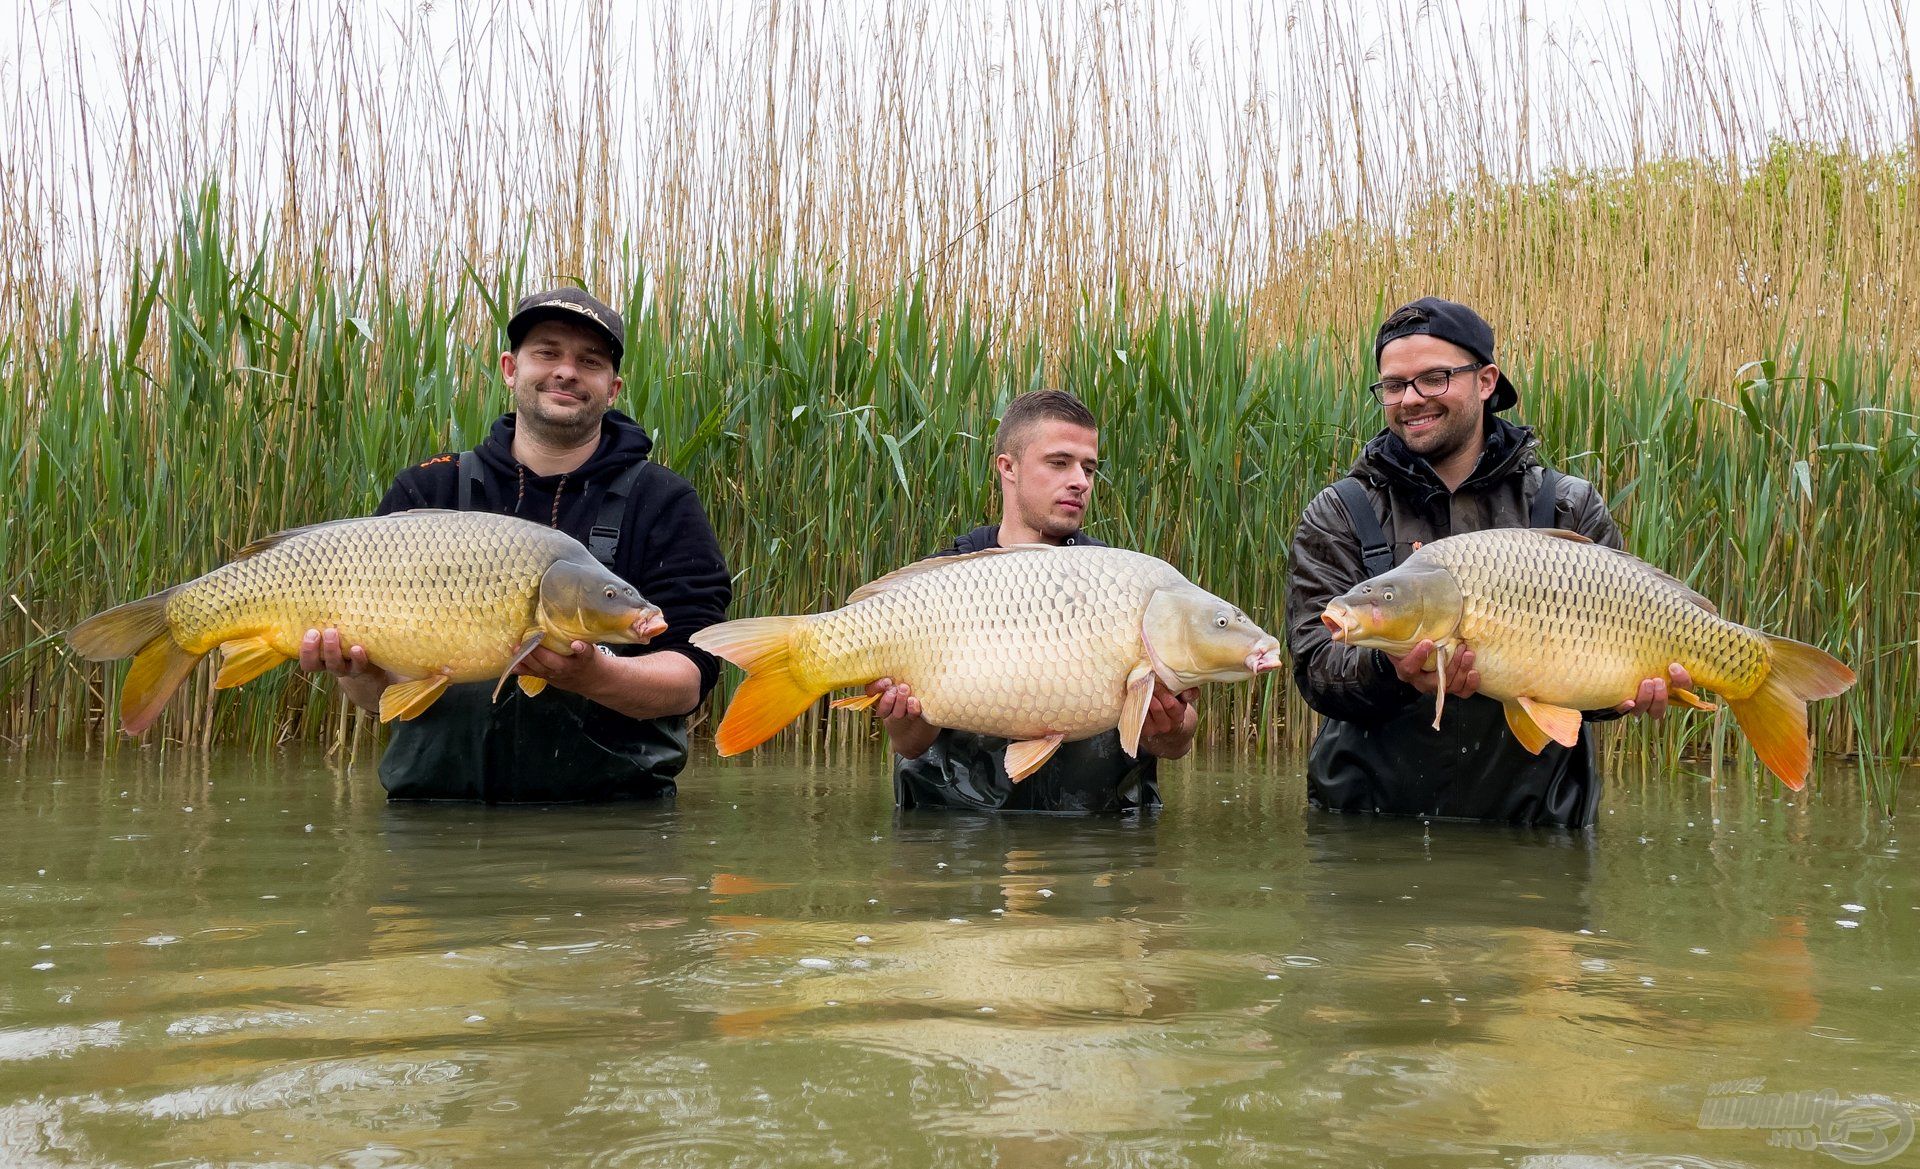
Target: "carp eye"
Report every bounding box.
[1383,590,1394,601]
[604,586,616,599]
[1214,613,1229,629]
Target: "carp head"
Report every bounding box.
[1322,563,1462,654]
[1140,585,1282,688]
[538,558,668,647]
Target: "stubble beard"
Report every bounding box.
[1394,402,1477,464]
[516,380,604,449]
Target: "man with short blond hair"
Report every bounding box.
[864,389,1199,812]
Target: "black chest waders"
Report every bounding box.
[378,452,690,802]
[1309,468,1601,829]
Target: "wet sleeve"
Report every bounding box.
[1563,476,1623,550]
[628,483,732,702]
[1285,489,1421,724]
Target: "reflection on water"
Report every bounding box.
[0,746,1914,1166]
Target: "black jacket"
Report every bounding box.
[376,410,731,700]
[1285,418,1622,827]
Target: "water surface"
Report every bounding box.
[1,746,1913,1167]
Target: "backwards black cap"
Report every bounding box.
[506,287,626,369]
[1374,297,1517,412]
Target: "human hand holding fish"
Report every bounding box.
[1387,640,1481,699]
[1138,683,1199,759]
[1613,664,1694,719]
[862,677,939,760]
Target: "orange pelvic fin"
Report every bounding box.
[1004,733,1065,782]
[691,616,821,755]
[1671,687,1719,712]
[1516,696,1583,748]
[1502,699,1552,754]
[1726,636,1856,791]
[119,634,205,737]
[214,637,291,689]
[380,675,450,723]
[517,676,548,697]
[830,692,881,712]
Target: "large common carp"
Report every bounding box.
[67,511,666,735]
[1319,528,1855,789]
[691,545,1281,779]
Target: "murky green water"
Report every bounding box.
[1,746,1913,1167]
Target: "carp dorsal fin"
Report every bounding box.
[1536,528,1595,545]
[229,511,463,561]
[846,545,1048,604]
[229,517,368,560]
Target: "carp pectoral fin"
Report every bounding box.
[380,675,450,723]
[830,692,881,712]
[1503,700,1553,754]
[492,631,547,701]
[1118,662,1156,758]
[1672,687,1719,712]
[517,676,548,697]
[1004,734,1065,783]
[214,637,291,690]
[1516,696,1583,748]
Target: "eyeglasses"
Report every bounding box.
[1367,362,1485,404]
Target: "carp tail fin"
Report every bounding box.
[1728,636,1856,791]
[692,617,821,756]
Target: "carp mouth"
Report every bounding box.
[631,608,669,643]
[1246,637,1282,674]
[1321,604,1357,642]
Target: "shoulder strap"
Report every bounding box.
[457,450,485,512]
[1332,478,1394,578]
[587,460,652,568]
[1530,468,1562,529]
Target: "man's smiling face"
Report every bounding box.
[503,319,623,446]
[1377,333,1496,464]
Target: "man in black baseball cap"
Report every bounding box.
[1282,296,1689,828]
[298,284,733,803]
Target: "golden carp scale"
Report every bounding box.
[796,546,1192,741]
[1414,529,1773,707]
[165,512,586,681]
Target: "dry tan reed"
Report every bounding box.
[4,1,1915,356]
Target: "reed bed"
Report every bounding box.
[2,2,1916,803]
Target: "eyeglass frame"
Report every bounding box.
[1366,362,1487,404]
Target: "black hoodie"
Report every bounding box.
[376,410,731,700]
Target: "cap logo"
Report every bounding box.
[530,298,610,331]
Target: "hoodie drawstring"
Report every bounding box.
[510,463,574,529]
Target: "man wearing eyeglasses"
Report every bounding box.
[1284,297,1689,828]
